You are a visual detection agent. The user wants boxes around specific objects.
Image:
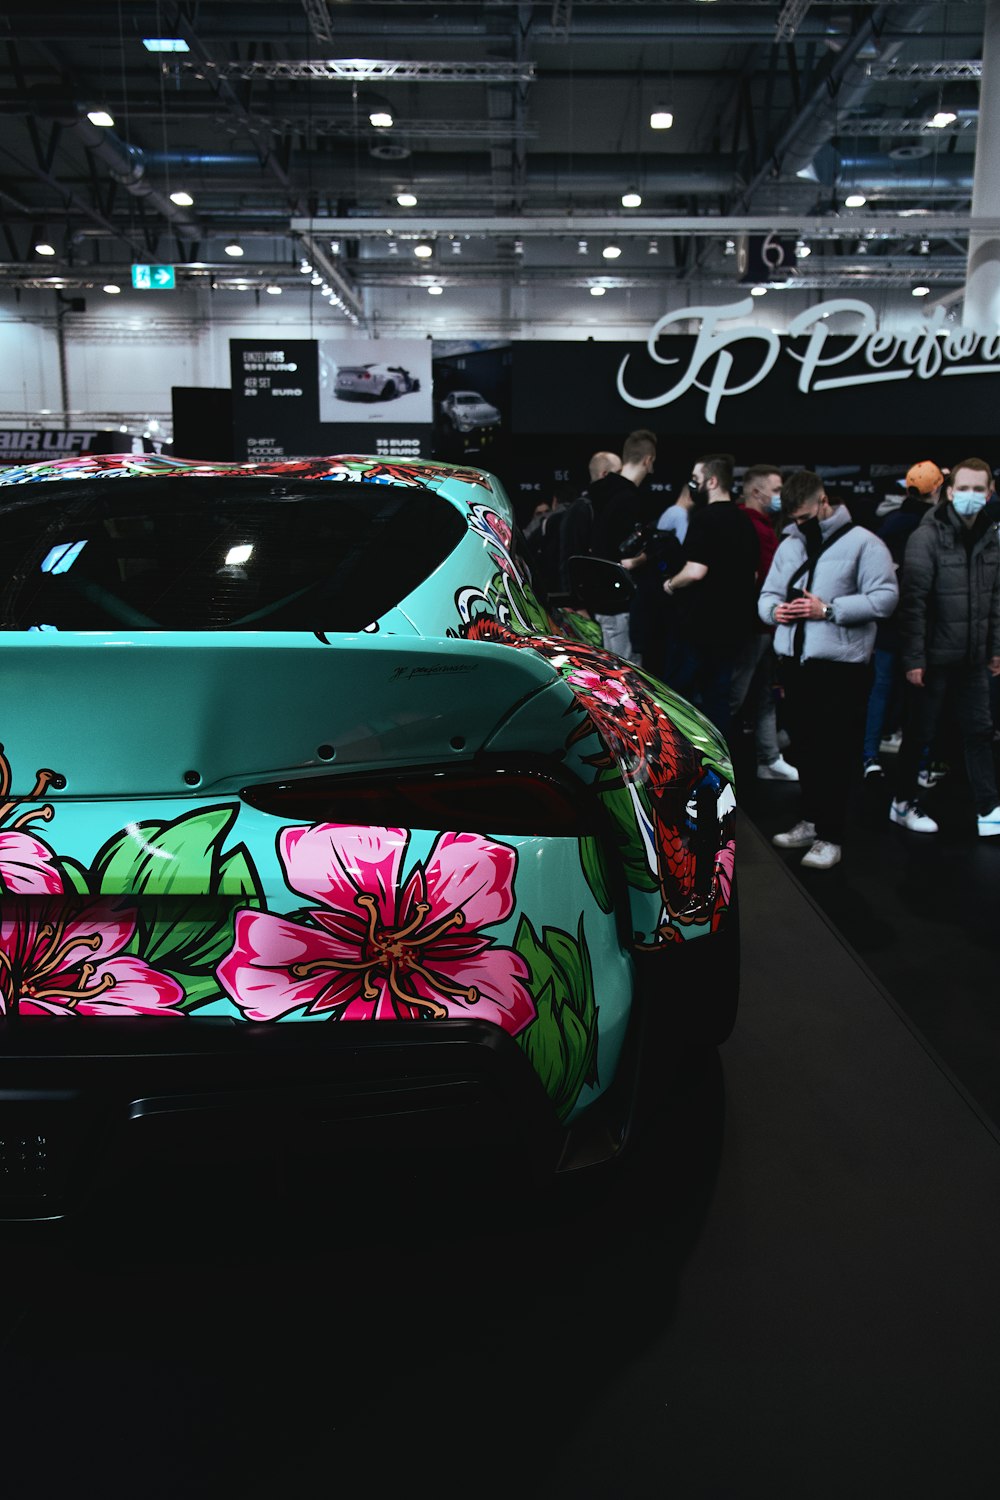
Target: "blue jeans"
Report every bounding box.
[863,647,898,762]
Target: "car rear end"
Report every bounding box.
[0,462,641,1221]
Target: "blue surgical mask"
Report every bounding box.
[769,494,783,513]
[952,490,987,516]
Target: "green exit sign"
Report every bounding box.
[131,263,176,290]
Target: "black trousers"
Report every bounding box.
[779,658,872,845]
[896,661,998,815]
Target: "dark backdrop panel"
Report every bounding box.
[172,387,234,461]
[511,337,1000,439]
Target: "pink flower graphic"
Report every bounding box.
[0,744,65,896]
[217,825,535,1033]
[565,667,639,712]
[0,898,186,1018]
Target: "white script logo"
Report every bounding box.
[617,298,1000,425]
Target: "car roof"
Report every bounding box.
[0,453,499,499]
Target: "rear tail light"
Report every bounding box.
[241,759,597,836]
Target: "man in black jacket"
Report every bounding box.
[558,428,656,662]
[890,456,1000,837]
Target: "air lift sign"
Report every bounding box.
[132,263,175,289]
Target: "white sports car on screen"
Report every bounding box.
[440,390,502,433]
[334,362,421,400]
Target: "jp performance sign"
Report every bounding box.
[616,298,1000,426]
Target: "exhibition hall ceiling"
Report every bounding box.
[0,1,989,323]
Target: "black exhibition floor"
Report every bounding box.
[3,804,1000,1498]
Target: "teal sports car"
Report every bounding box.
[0,452,738,1221]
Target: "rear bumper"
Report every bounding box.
[0,1013,642,1221]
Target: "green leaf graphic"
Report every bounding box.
[580,834,613,912]
[514,914,600,1120]
[92,806,263,975]
[597,777,658,893]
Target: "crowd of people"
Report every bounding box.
[528,433,1000,874]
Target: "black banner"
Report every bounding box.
[511,308,1000,438]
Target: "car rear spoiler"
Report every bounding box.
[0,633,563,797]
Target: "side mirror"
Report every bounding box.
[567,555,636,615]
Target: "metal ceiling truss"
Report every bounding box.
[175,59,538,83]
[865,60,983,80]
[291,215,1000,241]
[837,116,977,136]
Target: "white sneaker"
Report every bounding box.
[889,799,938,834]
[879,731,903,754]
[773,819,817,849]
[917,763,948,789]
[757,755,799,782]
[977,806,1000,837]
[800,839,842,870]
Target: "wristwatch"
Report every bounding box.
[822,603,834,621]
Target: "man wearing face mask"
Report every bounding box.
[758,469,898,870]
[889,456,1000,838]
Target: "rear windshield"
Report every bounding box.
[0,478,466,631]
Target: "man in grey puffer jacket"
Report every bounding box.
[758,470,898,870]
[889,456,1000,838]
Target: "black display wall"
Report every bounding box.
[202,326,1000,529]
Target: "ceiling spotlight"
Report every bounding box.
[35,242,56,256]
[102,283,121,294]
[844,192,867,208]
[912,285,931,297]
[299,260,312,273]
[369,110,393,129]
[87,110,114,128]
[310,273,322,285]
[169,190,194,207]
[622,189,642,208]
[750,285,767,297]
[428,284,444,296]
[856,240,868,255]
[414,242,434,259]
[577,238,588,254]
[396,191,418,207]
[330,240,341,255]
[648,239,659,255]
[795,240,811,259]
[649,106,674,130]
[919,238,930,254]
[590,285,607,296]
[265,284,282,294]
[603,244,622,260]
[514,238,524,255]
[450,238,461,254]
[224,243,244,257]
[387,239,398,255]
[927,110,957,129]
[724,239,736,256]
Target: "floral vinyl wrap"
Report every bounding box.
[0,454,735,1124]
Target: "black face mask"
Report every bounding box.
[796,515,822,551]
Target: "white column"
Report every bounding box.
[964,0,1000,330]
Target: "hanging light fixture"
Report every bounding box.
[649,105,673,130]
[621,189,642,208]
